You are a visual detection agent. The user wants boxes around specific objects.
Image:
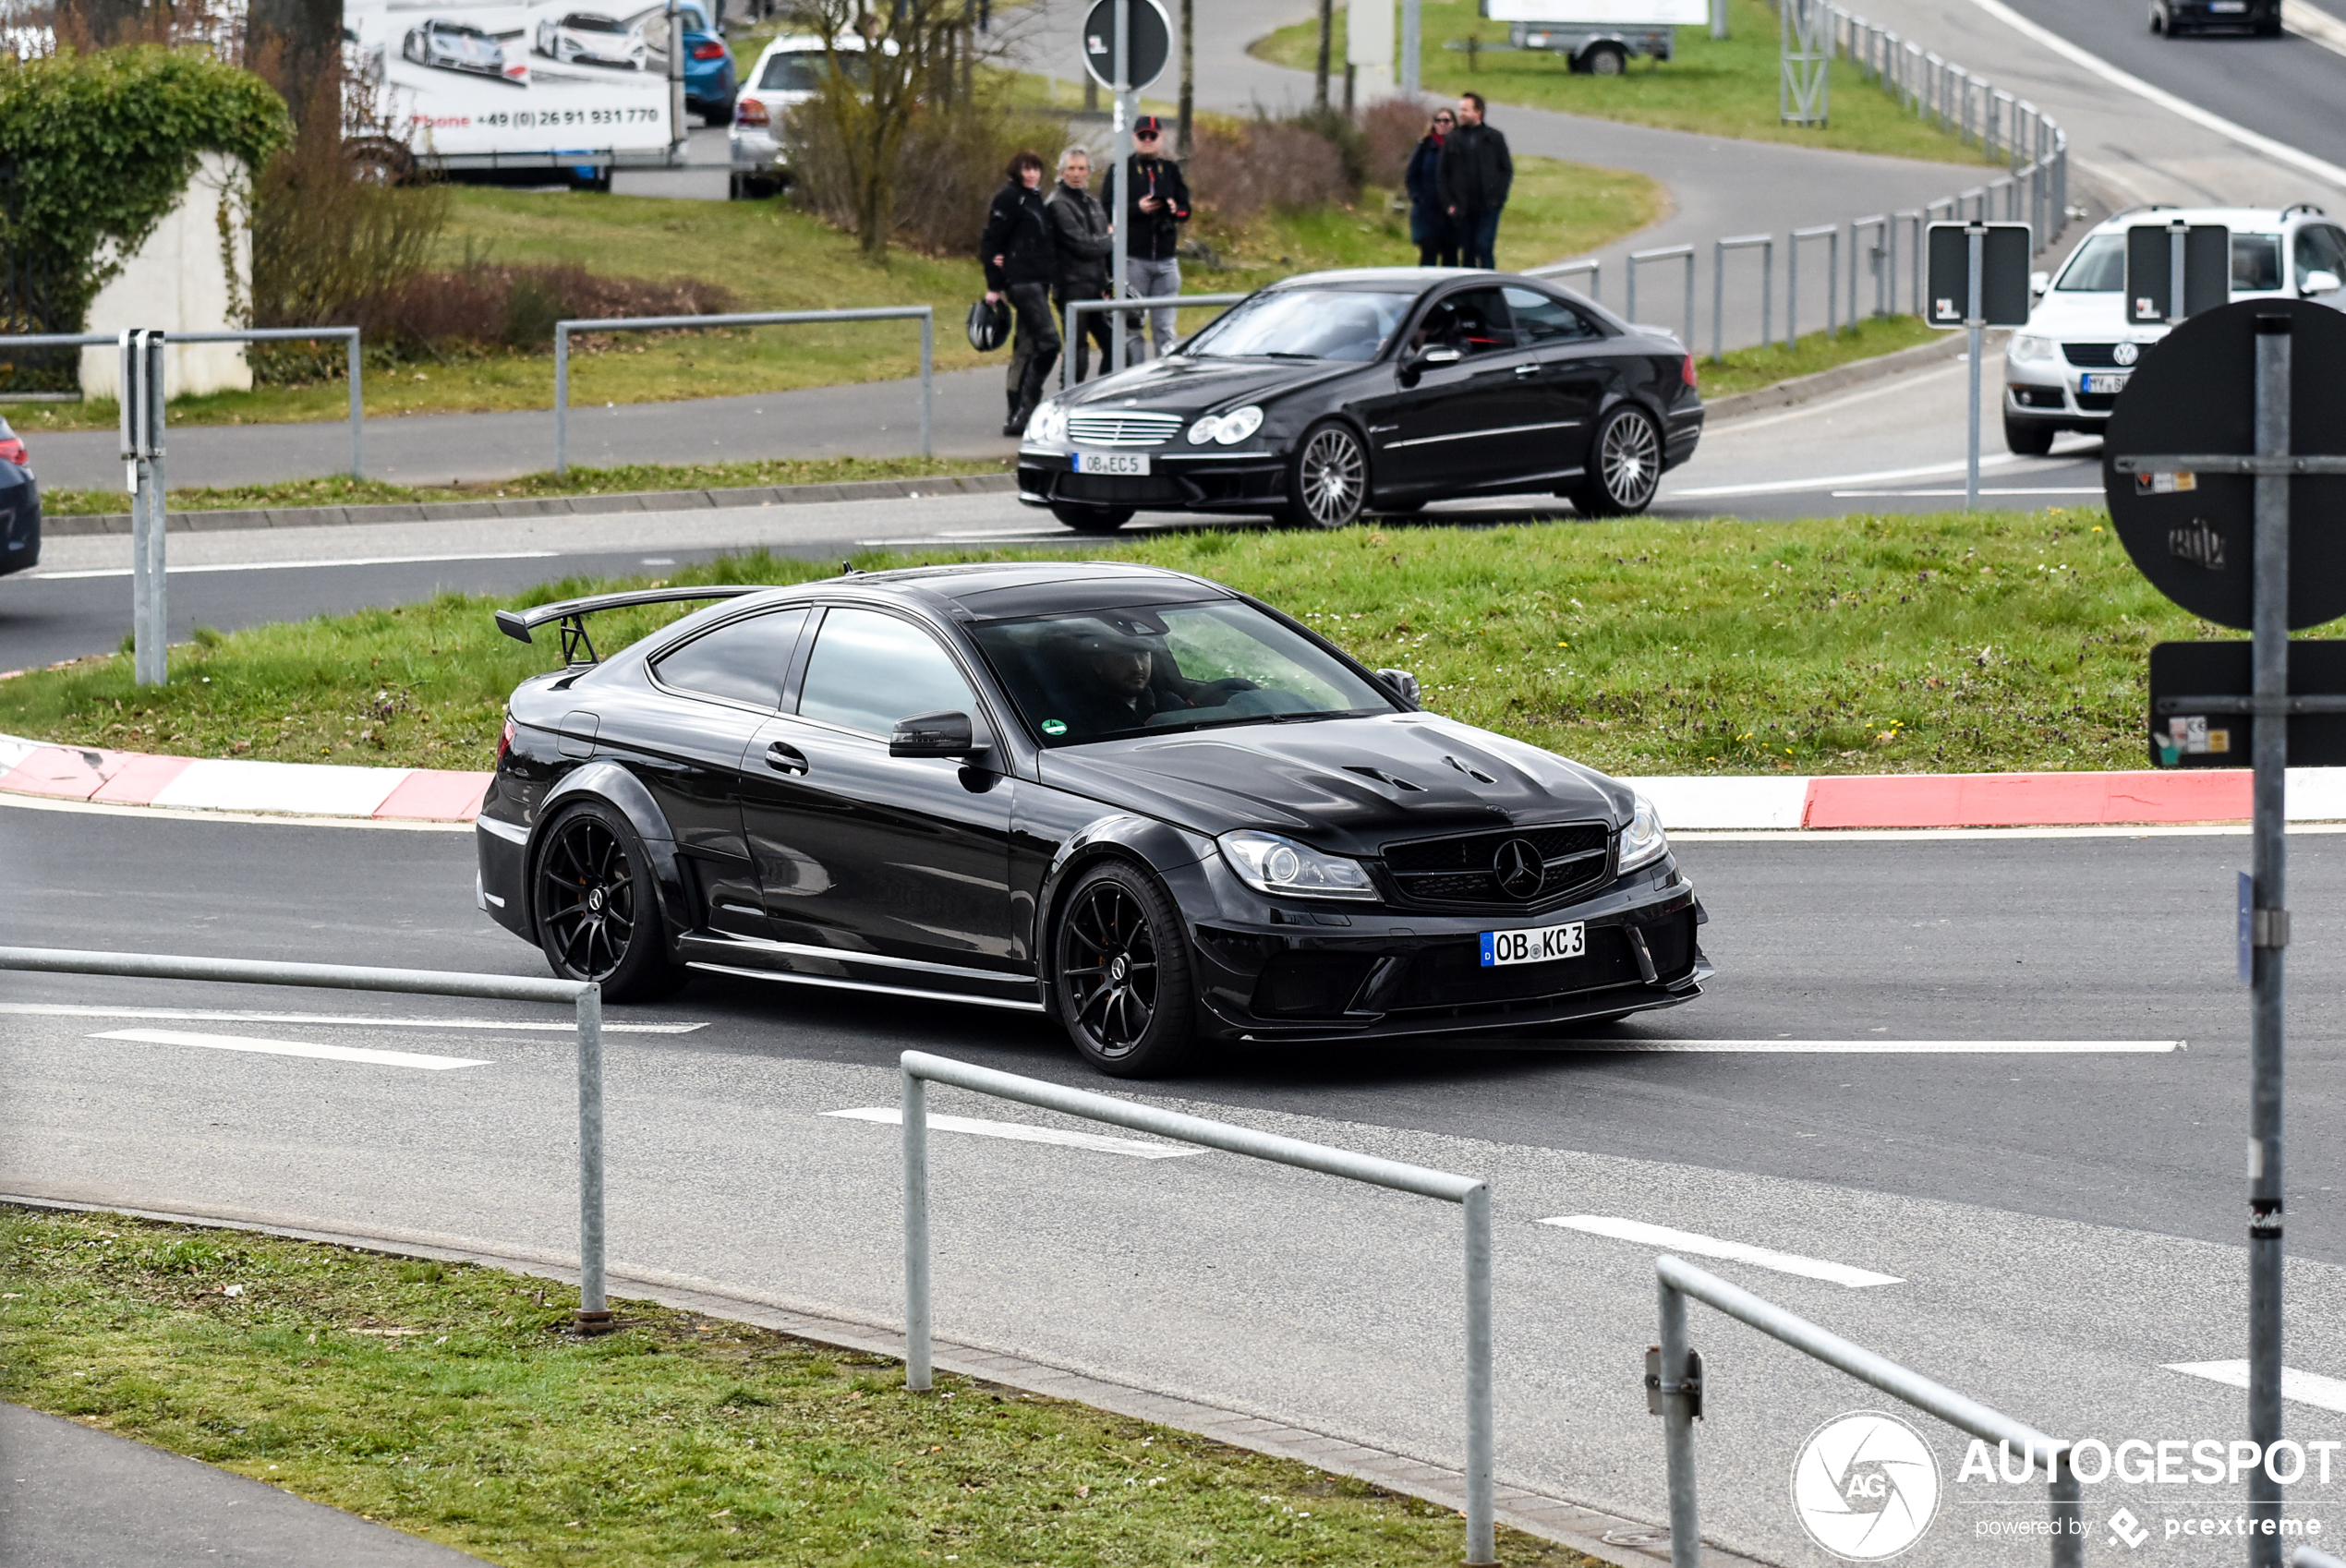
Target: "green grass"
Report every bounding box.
[1697,314,1941,397]
[0,511,2219,778]
[1,1208,1590,1568]
[37,455,1012,519]
[1254,0,2008,163]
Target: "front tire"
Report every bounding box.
[2002,413,2057,455]
[532,801,687,1001]
[1574,404,1663,516]
[1051,861,1195,1077]
[1583,42,1628,74]
[1048,499,1134,533]
[1283,420,1369,529]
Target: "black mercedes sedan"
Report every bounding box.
[477,562,1711,1075]
[1017,267,1702,533]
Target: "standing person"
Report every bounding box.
[1100,115,1191,362]
[1046,147,1115,383]
[981,151,1061,437]
[1440,92,1512,271]
[1406,108,1458,267]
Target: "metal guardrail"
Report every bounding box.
[0,946,615,1330]
[1526,256,1601,301]
[1713,235,1773,363]
[1626,246,1698,346]
[2295,1547,2346,1568]
[897,1049,1498,1565]
[1060,292,1250,392]
[1788,224,1839,344]
[1653,1254,2079,1568]
[552,306,934,474]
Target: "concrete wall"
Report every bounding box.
[79,151,254,402]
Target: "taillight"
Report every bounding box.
[690,39,726,58]
[0,438,23,465]
[736,95,767,126]
[1681,353,1698,389]
[498,715,514,763]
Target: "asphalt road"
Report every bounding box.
[7,801,2346,1568]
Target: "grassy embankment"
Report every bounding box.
[3,1208,1589,1568]
[0,510,2204,778]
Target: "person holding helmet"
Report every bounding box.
[981,150,1063,436]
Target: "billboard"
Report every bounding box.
[346,0,679,160]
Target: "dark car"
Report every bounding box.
[0,419,39,580]
[475,562,1711,1076]
[2150,0,2279,34]
[1016,267,1701,533]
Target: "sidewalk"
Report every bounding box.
[0,1403,485,1567]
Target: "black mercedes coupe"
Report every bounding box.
[1017,267,1702,533]
[477,562,1711,1075]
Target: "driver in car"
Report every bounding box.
[1061,629,1191,735]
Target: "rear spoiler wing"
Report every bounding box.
[495,585,764,666]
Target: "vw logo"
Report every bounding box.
[1493,838,1545,899]
[1790,1411,1941,1561]
[2113,341,2140,366]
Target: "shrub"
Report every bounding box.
[782,92,1066,259]
[1185,114,1351,227]
[1359,97,1427,188]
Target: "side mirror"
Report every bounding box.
[1374,667,1421,705]
[889,709,986,759]
[1413,344,1464,369]
[2029,270,2051,298]
[2304,270,2343,296]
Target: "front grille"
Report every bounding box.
[2062,343,2139,368]
[1381,822,1611,911]
[1388,911,1698,1014]
[1053,471,1187,503]
[1066,410,1185,447]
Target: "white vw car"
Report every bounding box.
[2002,204,2346,453]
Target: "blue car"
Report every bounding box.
[627,1,737,124]
[0,419,42,580]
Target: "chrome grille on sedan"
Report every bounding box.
[1380,823,1612,910]
[1065,410,1186,447]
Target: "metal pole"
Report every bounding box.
[1063,299,1078,392]
[1762,241,1773,349]
[1627,258,1639,325]
[1660,1277,1701,1568]
[2049,1450,2083,1568]
[1965,223,1983,512]
[1712,240,1724,363]
[904,1065,933,1392]
[1683,252,1695,348]
[2171,221,2188,324]
[1711,0,1725,40]
[1110,0,1131,377]
[1788,237,1798,347]
[1402,0,1421,96]
[2248,310,2292,1568]
[1464,1183,1495,1565]
[575,984,608,1327]
[346,330,364,481]
[919,307,934,458]
[554,323,571,476]
[1828,228,1839,335]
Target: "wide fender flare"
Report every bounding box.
[1033,813,1215,1019]
[532,762,692,959]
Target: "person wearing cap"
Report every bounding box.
[981,150,1063,437]
[1099,115,1191,363]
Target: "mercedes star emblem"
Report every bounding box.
[1493,838,1545,899]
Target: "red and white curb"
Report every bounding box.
[5,730,2342,830]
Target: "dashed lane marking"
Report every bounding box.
[90,1027,491,1070]
[1540,1214,1905,1288]
[2165,1361,2346,1415]
[1559,1038,2185,1053]
[823,1106,1207,1160]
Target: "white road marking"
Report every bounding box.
[29,551,558,582]
[91,1027,490,1070]
[1564,1039,2184,1053]
[2165,1360,2346,1414]
[1664,453,2033,500]
[1541,1214,1904,1288]
[2288,0,2346,59]
[1830,487,2104,498]
[6,1003,700,1033]
[823,1106,1206,1160]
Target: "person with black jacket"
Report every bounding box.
[1098,115,1191,361]
[1439,92,1513,271]
[980,150,1061,436]
[1406,108,1458,267]
[1046,147,1115,382]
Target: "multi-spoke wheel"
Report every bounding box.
[1573,404,1663,516]
[1052,861,1195,1077]
[531,801,686,1000]
[1283,421,1369,530]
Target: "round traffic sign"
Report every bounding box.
[1080,0,1171,92]
[2103,297,2346,632]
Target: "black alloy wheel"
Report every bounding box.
[1052,861,1195,1077]
[1574,404,1663,516]
[532,802,686,1000]
[1049,499,1135,533]
[1285,420,1369,530]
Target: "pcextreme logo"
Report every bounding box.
[1793,1411,1944,1561]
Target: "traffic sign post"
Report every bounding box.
[1081,0,1168,377]
[118,329,168,688]
[2106,299,2346,1568]
[1924,221,2029,510]
[2125,219,2229,326]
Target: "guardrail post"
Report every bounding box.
[903,1064,933,1392]
[918,306,934,459]
[1658,1273,1700,1568]
[2049,1448,2082,1568]
[345,329,364,481]
[574,982,608,1328]
[1711,240,1724,362]
[1465,1181,1495,1565]
[1788,236,1798,347]
[1763,240,1774,348]
[554,322,572,476]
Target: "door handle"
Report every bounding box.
[765,741,808,775]
[1514,363,1542,378]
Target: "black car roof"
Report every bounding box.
[842,561,1231,621]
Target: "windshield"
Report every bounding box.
[2055,234,2124,291]
[968,599,1396,745]
[758,48,865,90]
[1184,288,1416,362]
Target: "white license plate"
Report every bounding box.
[1480,921,1587,968]
[1070,450,1149,476]
[2081,372,2131,395]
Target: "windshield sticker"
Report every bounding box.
[1041,718,1068,736]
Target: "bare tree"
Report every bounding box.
[1177,0,1192,158]
[788,0,969,261]
[245,0,343,128]
[1312,0,1331,110]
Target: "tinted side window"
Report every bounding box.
[1502,285,1599,343]
[797,608,978,735]
[1416,288,1517,356]
[650,608,807,709]
[2234,234,2283,293]
[2297,224,2346,284]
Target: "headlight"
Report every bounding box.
[1024,401,1068,444]
[1218,829,1378,901]
[1186,414,1223,444]
[1616,793,1669,874]
[2010,333,2056,362]
[1215,404,1264,445]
